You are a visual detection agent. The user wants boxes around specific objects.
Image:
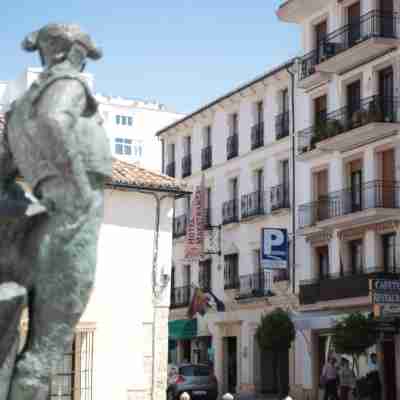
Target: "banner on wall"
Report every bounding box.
[261,228,288,270]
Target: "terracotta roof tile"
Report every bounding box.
[110,158,189,194]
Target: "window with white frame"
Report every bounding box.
[115,138,132,155]
[115,114,133,126]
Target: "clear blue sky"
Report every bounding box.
[1,1,300,113]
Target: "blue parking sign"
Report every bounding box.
[261,228,288,270]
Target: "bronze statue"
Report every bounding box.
[0,24,112,400]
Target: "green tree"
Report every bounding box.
[332,312,377,376]
[255,308,295,399]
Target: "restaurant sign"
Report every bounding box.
[371,279,400,305]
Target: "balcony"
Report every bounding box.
[227,134,238,160]
[173,214,187,238]
[222,199,239,225]
[170,285,192,309]
[298,50,331,90]
[203,208,212,229]
[251,123,264,150]
[241,191,265,220]
[181,155,192,178]
[277,0,327,24]
[299,266,400,305]
[166,162,175,178]
[201,146,212,170]
[297,96,400,158]
[275,112,290,140]
[270,184,290,211]
[315,11,400,75]
[298,180,400,230]
[236,272,273,300]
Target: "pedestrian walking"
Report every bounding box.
[321,356,339,400]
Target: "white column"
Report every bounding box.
[330,230,341,276]
[365,230,378,271]
[329,154,344,192]
[364,148,376,208]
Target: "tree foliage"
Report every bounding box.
[256,308,295,351]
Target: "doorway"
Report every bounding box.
[223,337,237,393]
[383,339,397,400]
[347,2,361,46]
[259,347,289,395]
[380,0,394,37]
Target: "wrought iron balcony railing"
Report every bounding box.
[201,146,212,170]
[166,162,175,178]
[298,180,400,228]
[181,155,192,178]
[275,111,290,140]
[298,95,399,154]
[227,133,239,160]
[237,271,273,299]
[270,184,290,211]
[251,122,264,150]
[170,285,192,308]
[173,214,187,238]
[300,266,400,305]
[241,191,265,219]
[222,199,239,225]
[298,10,400,81]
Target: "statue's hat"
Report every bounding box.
[22,23,102,60]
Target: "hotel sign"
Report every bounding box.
[371,279,400,305]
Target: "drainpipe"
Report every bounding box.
[286,63,297,295]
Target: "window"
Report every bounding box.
[183,265,191,287]
[204,126,212,147]
[115,138,132,155]
[115,114,133,126]
[168,143,175,163]
[50,330,94,400]
[184,136,192,156]
[253,249,261,272]
[121,116,127,125]
[256,101,264,124]
[127,116,133,126]
[314,95,327,125]
[383,233,397,272]
[224,254,239,289]
[350,239,363,274]
[316,246,330,279]
[231,113,238,136]
[116,115,121,125]
[199,259,212,291]
[282,88,289,113]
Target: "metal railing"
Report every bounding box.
[298,95,399,154]
[166,162,175,178]
[173,214,187,238]
[203,207,212,228]
[241,191,265,219]
[270,183,290,210]
[182,155,192,178]
[276,111,290,140]
[298,10,400,81]
[299,266,400,305]
[170,285,192,308]
[298,180,400,228]
[222,199,239,225]
[201,146,212,170]
[227,133,239,160]
[251,122,264,150]
[238,271,273,299]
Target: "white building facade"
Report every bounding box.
[278,0,400,398]
[157,64,298,397]
[0,68,183,172]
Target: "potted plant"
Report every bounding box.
[256,308,295,399]
[325,119,342,138]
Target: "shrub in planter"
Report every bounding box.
[325,119,342,138]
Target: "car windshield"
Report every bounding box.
[179,365,210,377]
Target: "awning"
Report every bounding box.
[169,319,197,340]
[290,311,349,331]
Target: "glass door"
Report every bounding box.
[351,170,363,212]
[347,2,361,46]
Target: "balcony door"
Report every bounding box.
[379,66,394,121]
[317,245,330,279]
[314,95,327,126]
[382,233,396,273]
[381,148,395,207]
[350,239,363,274]
[315,20,327,62]
[351,170,363,211]
[347,2,361,46]
[347,80,361,123]
[313,169,328,220]
[380,0,394,37]
[183,265,191,288]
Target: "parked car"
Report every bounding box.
[167,363,218,400]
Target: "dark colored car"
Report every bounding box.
[167,364,218,400]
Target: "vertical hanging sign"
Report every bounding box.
[261,228,288,270]
[185,176,205,259]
